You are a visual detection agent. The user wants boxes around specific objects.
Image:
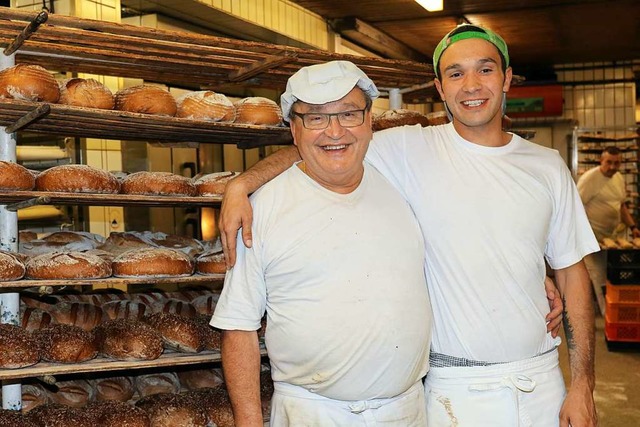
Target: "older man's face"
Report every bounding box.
[289,88,373,194]
[600,152,621,178]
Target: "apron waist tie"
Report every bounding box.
[469,374,537,427]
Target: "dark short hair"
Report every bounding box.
[288,91,373,121]
[602,146,621,156]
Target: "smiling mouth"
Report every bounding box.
[321,144,347,151]
[462,99,485,107]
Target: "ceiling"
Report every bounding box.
[291,0,640,79]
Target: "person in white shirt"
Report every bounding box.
[211,61,432,426]
[218,24,596,427]
[577,146,640,314]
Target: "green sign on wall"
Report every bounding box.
[506,97,544,113]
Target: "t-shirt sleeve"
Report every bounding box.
[545,160,600,270]
[576,170,597,204]
[366,126,412,195]
[210,226,266,332]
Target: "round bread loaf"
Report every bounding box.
[194,171,239,196]
[143,312,204,353]
[42,230,105,246]
[115,85,177,116]
[0,160,35,190]
[112,248,194,278]
[148,232,205,257]
[22,383,50,413]
[193,314,221,351]
[234,97,282,125]
[98,231,157,256]
[0,409,39,427]
[35,324,98,363]
[85,400,150,427]
[36,164,120,194]
[372,109,430,131]
[20,306,54,330]
[121,171,196,196]
[95,319,164,361]
[19,230,39,243]
[426,110,450,126]
[25,251,112,280]
[0,64,60,102]
[101,300,150,321]
[0,324,39,368]
[185,387,234,427]
[27,403,93,427]
[177,368,224,391]
[58,78,114,109]
[49,302,104,331]
[47,379,95,408]
[134,372,181,398]
[176,91,235,122]
[0,250,25,281]
[196,250,226,275]
[93,376,135,402]
[191,293,220,316]
[135,392,208,427]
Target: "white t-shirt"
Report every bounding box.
[211,163,432,401]
[577,166,626,241]
[366,123,599,363]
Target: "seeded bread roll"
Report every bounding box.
[58,78,114,109]
[176,91,235,122]
[193,314,221,351]
[85,400,151,427]
[35,324,98,363]
[27,403,93,427]
[115,85,177,116]
[0,324,40,368]
[25,251,112,280]
[95,319,164,361]
[0,64,60,102]
[120,171,196,197]
[195,250,226,275]
[94,376,135,402]
[0,160,35,190]
[135,392,208,427]
[134,373,181,398]
[49,302,104,331]
[372,109,430,131]
[35,164,120,194]
[47,379,95,408]
[0,250,25,281]
[112,248,194,278]
[185,387,234,427]
[0,409,39,426]
[143,312,204,353]
[21,383,50,412]
[234,97,282,125]
[194,171,240,196]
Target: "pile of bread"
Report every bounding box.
[0,160,239,197]
[372,109,449,131]
[1,364,273,426]
[600,237,640,250]
[0,64,283,125]
[1,230,227,283]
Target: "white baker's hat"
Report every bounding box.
[280,60,379,122]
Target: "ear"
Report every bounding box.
[434,78,445,101]
[289,120,298,147]
[503,67,513,93]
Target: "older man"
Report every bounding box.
[211,61,432,426]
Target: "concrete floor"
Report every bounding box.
[558,315,640,426]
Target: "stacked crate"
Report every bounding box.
[605,249,640,346]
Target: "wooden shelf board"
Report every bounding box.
[0,274,225,290]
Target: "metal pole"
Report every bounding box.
[0,51,21,411]
[388,88,402,110]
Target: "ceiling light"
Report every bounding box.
[415,0,443,12]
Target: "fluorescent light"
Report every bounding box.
[415,0,443,12]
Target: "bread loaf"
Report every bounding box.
[41,230,105,246]
[148,232,205,257]
[35,324,98,363]
[95,319,164,361]
[194,171,239,196]
[35,164,120,194]
[0,409,39,426]
[21,383,50,412]
[134,373,180,398]
[19,230,39,243]
[49,302,104,331]
[234,97,282,125]
[112,248,194,278]
[185,387,234,427]
[135,392,208,427]
[121,171,197,196]
[93,376,135,402]
[115,85,177,116]
[25,251,112,280]
[26,403,93,427]
[0,64,60,102]
[143,312,205,353]
[426,110,450,126]
[0,161,35,190]
[176,91,235,122]
[155,298,197,317]
[193,314,221,351]
[191,293,220,316]
[0,324,39,368]
[85,400,150,427]
[83,288,127,306]
[19,232,105,257]
[20,306,54,330]
[130,291,169,307]
[0,250,25,281]
[58,78,114,109]
[98,231,157,256]
[101,300,150,321]
[372,109,430,131]
[47,379,95,408]
[177,368,224,391]
[196,250,226,275]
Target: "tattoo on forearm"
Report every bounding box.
[562,295,576,350]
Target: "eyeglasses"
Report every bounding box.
[291,109,367,130]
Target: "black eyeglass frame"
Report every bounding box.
[291,108,368,130]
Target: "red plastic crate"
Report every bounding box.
[604,317,640,342]
[605,294,640,323]
[606,281,640,303]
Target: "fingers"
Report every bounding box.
[225,229,237,269]
[241,213,253,249]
